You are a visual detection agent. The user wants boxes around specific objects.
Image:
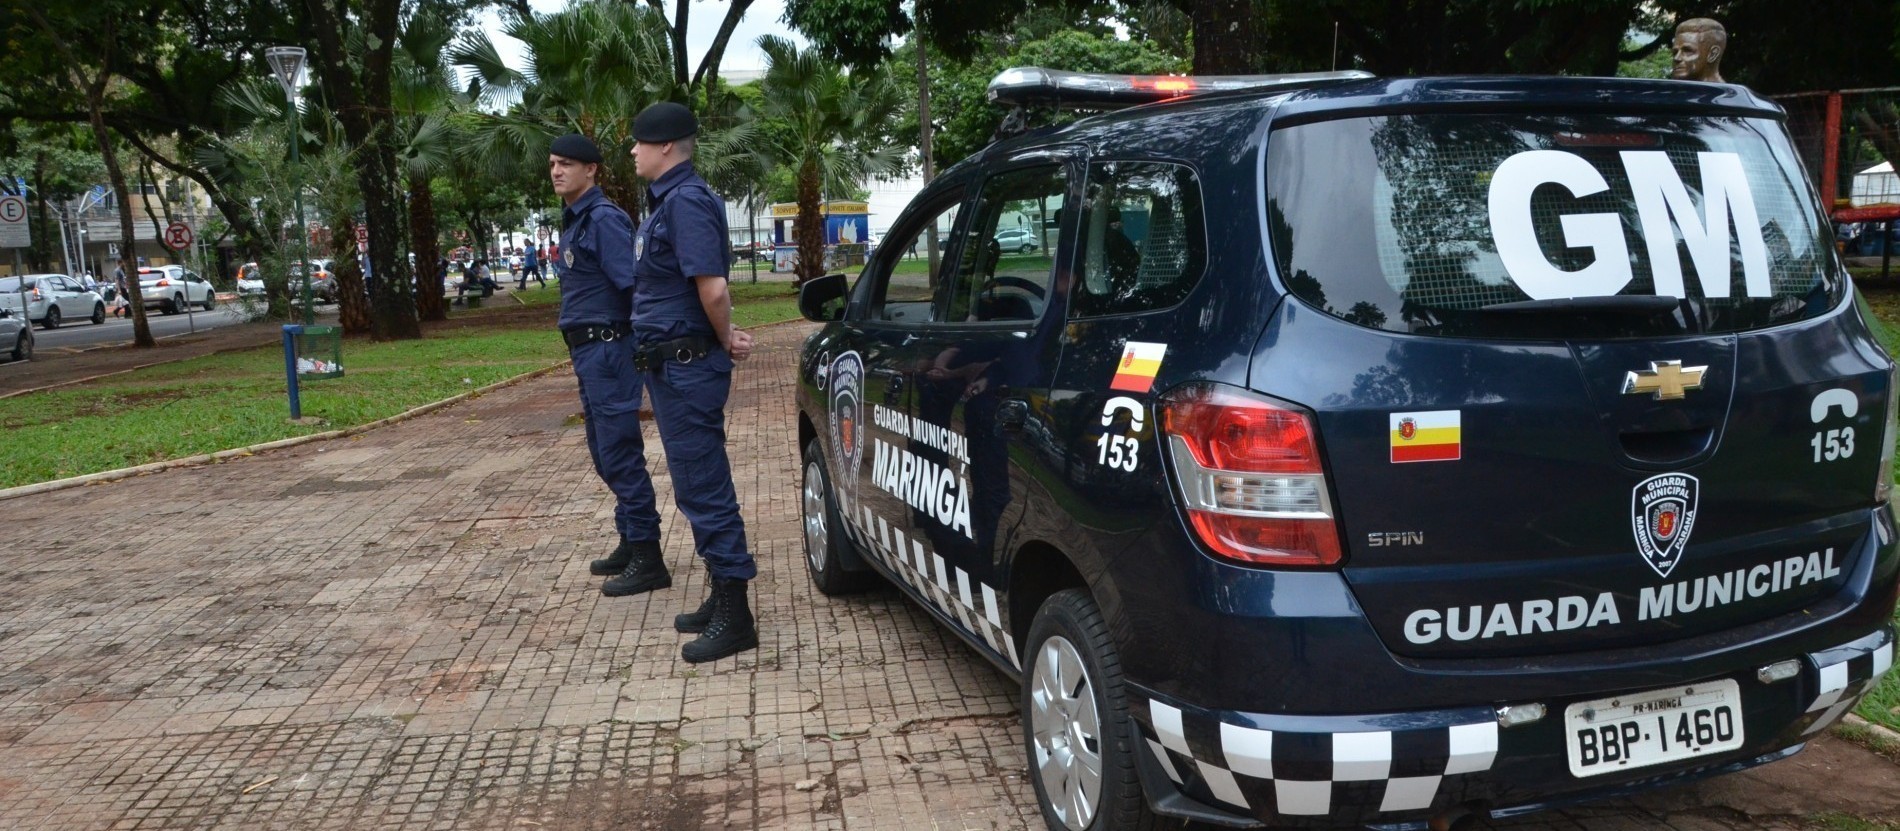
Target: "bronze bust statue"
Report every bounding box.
[1670,18,1727,83]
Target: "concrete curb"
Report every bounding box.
[0,360,573,503]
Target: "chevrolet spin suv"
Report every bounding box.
[792,69,1900,831]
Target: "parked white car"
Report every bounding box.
[0,273,107,329]
[137,266,216,314]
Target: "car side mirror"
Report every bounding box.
[798,273,849,322]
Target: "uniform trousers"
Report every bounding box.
[642,353,756,581]
[570,337,661,543]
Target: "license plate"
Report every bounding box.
[1564,679,1744,778]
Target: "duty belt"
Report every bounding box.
[561,324,632,349]
[632,335,720,372]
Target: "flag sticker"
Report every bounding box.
[1109,342,1167,393]
[1390,410,1462,463]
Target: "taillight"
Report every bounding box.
[1161,384,1343,567]
[1879,366,1897,504]
[156,279,172,287]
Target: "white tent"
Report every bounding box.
[1852,161,1900,206]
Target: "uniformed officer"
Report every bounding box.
[627,102,760,664]
[548,133,671,597]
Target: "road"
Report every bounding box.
[0,302,258,365]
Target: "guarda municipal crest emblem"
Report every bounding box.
[1398,417,1417,441]
[1632,473,1699,579]
[827,351,866,501]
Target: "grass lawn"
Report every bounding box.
[492,281,800,327]
[0,283,807,490]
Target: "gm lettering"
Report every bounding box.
[1490,150,1769,301]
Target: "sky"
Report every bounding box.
[477,0,811,77]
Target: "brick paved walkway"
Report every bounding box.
[0,321,1895,830]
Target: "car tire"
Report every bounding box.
[10,330,30,362]
[201,294,215,311]
[168,294,184,315]
[1023,588,1161,831]
[42,306,60,330]
[802,438,878,595]
[91,302,106,325]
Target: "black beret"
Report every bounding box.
[632,102,698,143]
[549,133,602,164]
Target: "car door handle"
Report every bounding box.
[871,367,905,395]
[997,399,1028,434]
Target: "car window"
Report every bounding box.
[1266,113,1842,339]
[866,195,963,324]
[1072,161,1206,318]
[942,164,1065,324]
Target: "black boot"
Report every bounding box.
[680,578,757,663]
[601,542,671,597]
[590,539,653,576]
[674,589,715,633]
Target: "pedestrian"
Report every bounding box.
[546,133,672,603]
[628,101,759,664]
[112,264,129,318]
[518,242,544,290]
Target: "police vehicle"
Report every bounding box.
[793,67,1900,830]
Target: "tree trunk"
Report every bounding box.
[410,174,446,322]
[304,0,420,341]
[329,209,371,333]
[795,159,825,285]
[90,104,153,346]
[30,152,53,271]
[1189,0,1260,74]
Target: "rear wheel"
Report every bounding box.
[91,302,105,324]
[10,330,30,362]
[1024,589,1161,831]
[802,439,877,595]
[41,306,60,329]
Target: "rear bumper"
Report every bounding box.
[1130,626,1894,828]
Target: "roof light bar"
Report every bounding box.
[987,66,1374,109]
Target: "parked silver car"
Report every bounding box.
[0,274,107,329]
[0,307,29,362]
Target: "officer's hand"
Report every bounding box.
[728,327,754,362]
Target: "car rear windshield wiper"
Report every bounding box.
[1479,295,1681,315]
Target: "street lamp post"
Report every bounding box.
[265,46,313,325]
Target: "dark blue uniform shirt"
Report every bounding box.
[557,186,637,330]
[632,162,729,340]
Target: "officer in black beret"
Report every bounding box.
[548,133,669,596]
[627,101,761,663]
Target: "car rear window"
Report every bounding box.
[1265,113,1842,339]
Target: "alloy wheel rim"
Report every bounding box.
[1030,634,1103,830]
[802,460,827,574]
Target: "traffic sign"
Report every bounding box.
[355,224,368,243]
[163,221,194,252]
[537,227,549,241]
[0,195,29,248]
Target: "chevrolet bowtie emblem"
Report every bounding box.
[1623,360,1707,401]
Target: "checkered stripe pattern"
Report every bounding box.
[1143,698,1498,818]
[838,505,1022,671]
[1802,633,1895,736]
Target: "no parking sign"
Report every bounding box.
[163,221,193,251]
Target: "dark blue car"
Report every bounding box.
[794,69,1899,830]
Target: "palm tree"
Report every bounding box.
[393,11,466,322]
[453,1,677,216]
[755,36,906,285]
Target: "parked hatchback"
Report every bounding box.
[136,266,216,314]
[0,274,106,328]
[793,69,1899,830]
